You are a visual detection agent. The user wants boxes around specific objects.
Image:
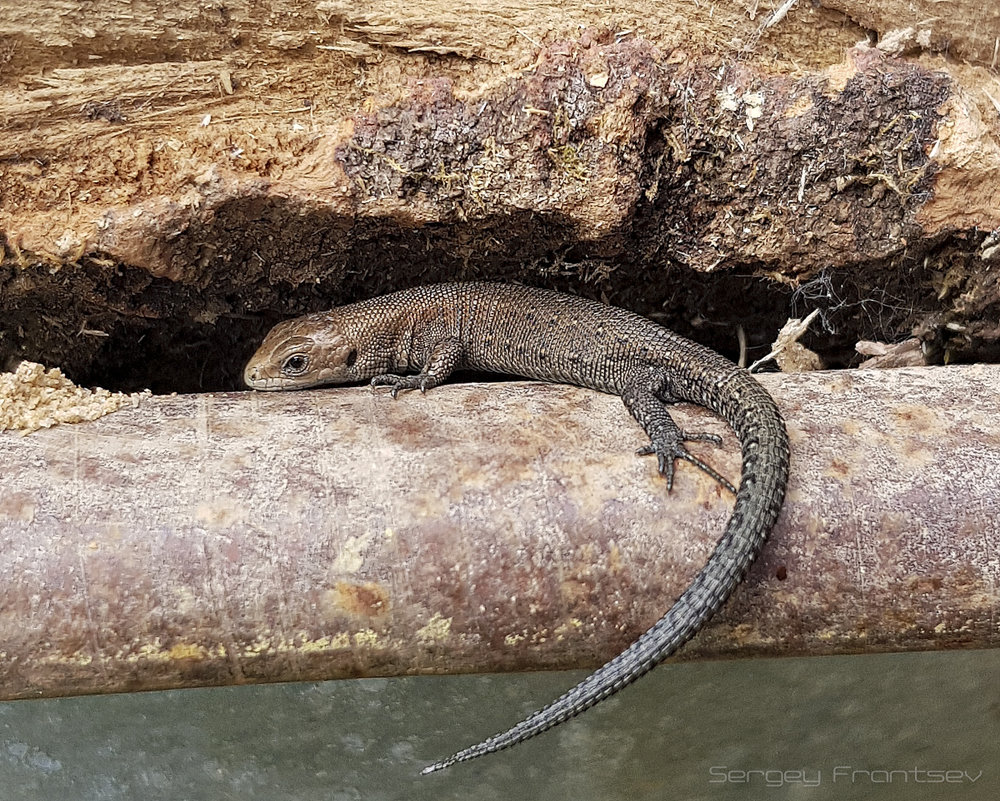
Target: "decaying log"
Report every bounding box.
[2,2,1000,391]
[1,365,997,702]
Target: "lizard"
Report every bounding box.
[243,281,790,774]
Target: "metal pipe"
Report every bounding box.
[0,366,997,701]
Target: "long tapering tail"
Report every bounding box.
[421,372,788,775]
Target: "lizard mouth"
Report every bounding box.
[243,364,288,390]
[243,364,331,391]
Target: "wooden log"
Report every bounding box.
[1,365,997,701]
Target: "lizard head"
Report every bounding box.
[243,313,359,390]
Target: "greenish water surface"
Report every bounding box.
[0,649,996,800]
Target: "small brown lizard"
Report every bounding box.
[244,282,789,774]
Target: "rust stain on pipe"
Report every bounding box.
[0,366,998,701]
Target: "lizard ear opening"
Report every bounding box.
[346,348,357,368]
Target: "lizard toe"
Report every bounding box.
[637,435,736,494]
[681,430,723,446]
[372,373,419,397]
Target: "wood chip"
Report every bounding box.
[0,361,149,434]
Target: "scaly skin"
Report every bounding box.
[244,282,789,774]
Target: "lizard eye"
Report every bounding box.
[282,354,309,375]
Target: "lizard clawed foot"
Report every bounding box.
[371,373,433,398]
[636,429,737,494]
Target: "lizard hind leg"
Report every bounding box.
[622,369,737,494]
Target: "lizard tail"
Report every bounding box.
[421,372,788,775]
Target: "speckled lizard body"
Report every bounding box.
[244,282,789,774]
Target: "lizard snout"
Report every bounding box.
[244,362,264,389]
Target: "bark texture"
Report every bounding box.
[1,2,1000,392]
[1,367,998,701]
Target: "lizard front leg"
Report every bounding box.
[371,336,463,398]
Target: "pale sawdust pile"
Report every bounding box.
[0,361,149,434]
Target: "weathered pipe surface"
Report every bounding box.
[0,366,997,701]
